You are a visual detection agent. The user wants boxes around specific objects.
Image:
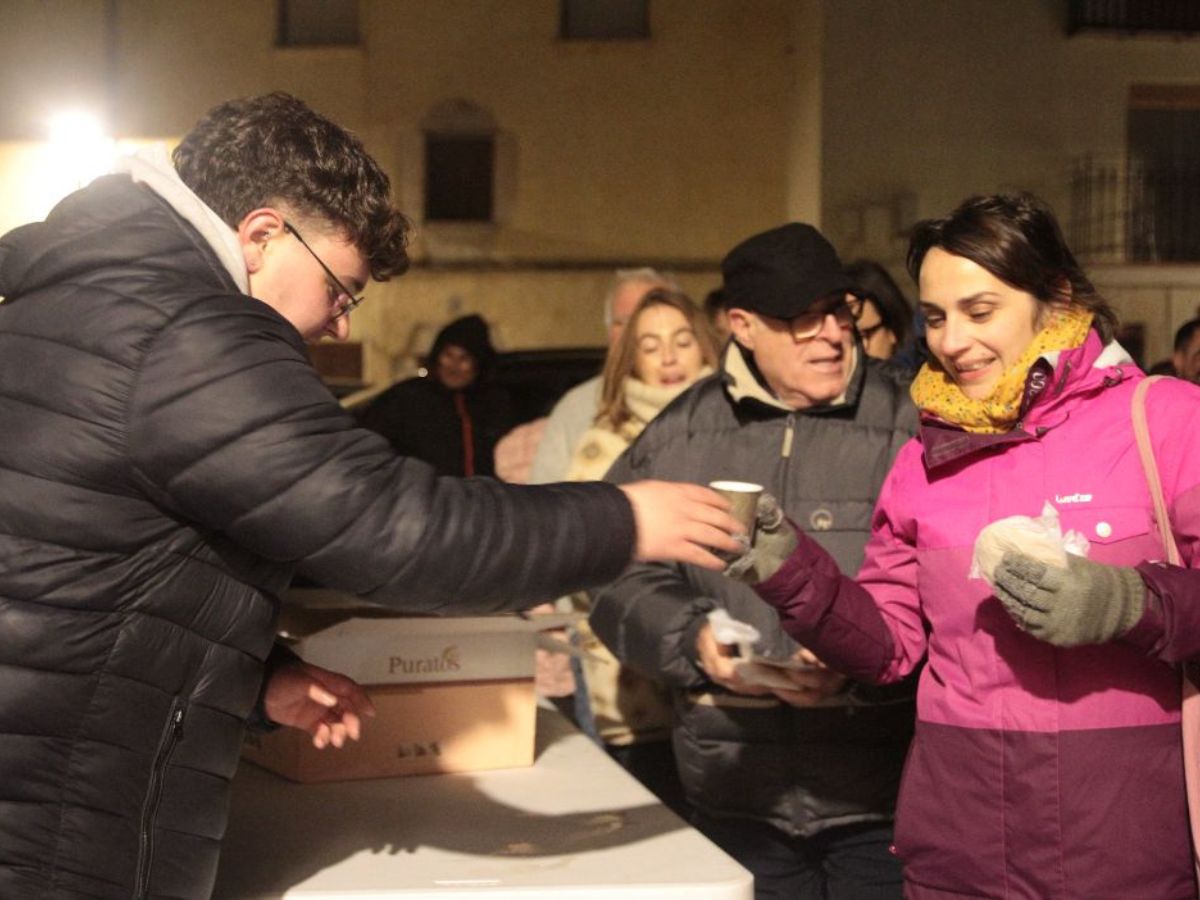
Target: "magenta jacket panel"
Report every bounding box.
[763,332,1200,898]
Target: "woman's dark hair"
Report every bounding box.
[845,259,912,346]
[173,92,410,281]
[906,192,1117,343]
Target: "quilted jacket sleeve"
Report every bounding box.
[753,444,924,684]
[588,436,721,689]
[126,300,635,613]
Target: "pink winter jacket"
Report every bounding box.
[757,331,1200,899]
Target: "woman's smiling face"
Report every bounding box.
[918,247,1045,400]
[632,303,704,388]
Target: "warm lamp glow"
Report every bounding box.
[46,110,116,190]
[0,111,146,237]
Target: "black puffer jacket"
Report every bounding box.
[0,176,634,899]
[591,341,918,839]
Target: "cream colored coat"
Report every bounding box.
[568,372,711,745]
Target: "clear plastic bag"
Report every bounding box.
[706,609,816,690]
[971,501,1090,588]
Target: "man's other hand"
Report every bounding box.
[264,660,377,749]
[694,622,774,696]
[766,648,849,708]
[696,628,848,707]
[620,480,743,570]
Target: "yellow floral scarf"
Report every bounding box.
[910,306,1094,433]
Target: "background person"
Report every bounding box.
[565,289,718,816]
[0,92,741,899]
[844,259,915,363]
[359,313,516,477]
[703,286,732,345]
[527,267,679,483]
[1173,316,1200,383]
[747,193,1200,898]
[592,223,918,900]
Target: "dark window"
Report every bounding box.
[424,136,495,222]
[278,0,359,47]
[1068,0,1200,35]
[1127,87,1200,262]
[561,0,649,40]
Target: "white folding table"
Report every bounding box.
[213,706,753,898]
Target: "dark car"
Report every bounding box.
[489,346,605,424]
[316,343,605,422]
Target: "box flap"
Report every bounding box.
[278,588,566,684]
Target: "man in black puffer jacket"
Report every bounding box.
[591,224,918,899]
[0,93,740,900]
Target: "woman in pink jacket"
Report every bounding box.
[748,193,1200,898]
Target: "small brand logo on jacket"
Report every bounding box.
[1054,492,1093,504]
[388,645,462,675]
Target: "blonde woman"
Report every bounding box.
[567,289,718,814]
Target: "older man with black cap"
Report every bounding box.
[590,223,919,899]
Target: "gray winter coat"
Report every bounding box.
[591,341,918,838]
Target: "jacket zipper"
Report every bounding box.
[779,414,796,533]
[135,698,186,899]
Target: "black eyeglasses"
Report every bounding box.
[846,293,889,343]
[847,293,886,322]
[283,221,364,320]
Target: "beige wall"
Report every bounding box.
[786,0,823,225]
[0,0,795,379]
[363,0,794,263]
[0,1,110,140]
[820,0,1067,266]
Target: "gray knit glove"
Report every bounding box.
[993,551,1146,647]
[724,493,798,584]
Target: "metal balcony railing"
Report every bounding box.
[1069,0,1200,35]
[1068,155,1200,263]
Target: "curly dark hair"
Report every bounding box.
[173,92,409,280]
[906,192,1117,343]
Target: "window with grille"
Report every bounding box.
[1069,86,1200,262]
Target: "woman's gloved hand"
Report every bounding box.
[724,492,798,584]
[993,551,1146,647]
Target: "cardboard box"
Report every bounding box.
[242,590,556,782]
[242,678,536,781]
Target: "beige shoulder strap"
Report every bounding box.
[1132,375,1181,565]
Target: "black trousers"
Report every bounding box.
[693,813,903,900]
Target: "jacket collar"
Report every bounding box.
[920,329,1137,472]
[721,338,863,416]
